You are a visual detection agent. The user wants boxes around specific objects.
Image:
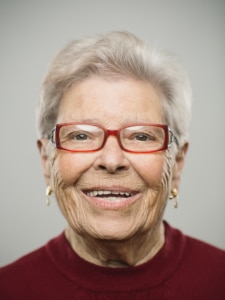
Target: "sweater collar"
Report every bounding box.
[46,221,186,292]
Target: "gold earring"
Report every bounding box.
[45,186,53,206]
[169,188,179,208]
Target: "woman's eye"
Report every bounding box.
[69,132,88,140]
[134,134,154,141]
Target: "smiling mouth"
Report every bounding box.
[82,188,140,209]
[83,189,137,200]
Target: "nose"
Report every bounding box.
[93,136,130,173]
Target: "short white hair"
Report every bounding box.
[37,31,192,147]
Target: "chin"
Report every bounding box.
[78,217,145,241]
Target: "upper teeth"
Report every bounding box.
[86,190,132,197]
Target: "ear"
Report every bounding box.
[172,142,189,190]
[37,139,51,186]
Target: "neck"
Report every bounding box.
[65,222,165,268]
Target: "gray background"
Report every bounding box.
[1,0,225,266]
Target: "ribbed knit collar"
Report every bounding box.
[46,221,186,293]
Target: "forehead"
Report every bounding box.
[57,77,164,125]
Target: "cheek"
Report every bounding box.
[130,152,174,214]
[130,153,166,187]
[134,153,174,228]
[49,152,96,231]
[50,152,95,186]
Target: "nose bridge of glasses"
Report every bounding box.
[103,129,122,148]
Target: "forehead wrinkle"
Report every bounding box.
[57,114,164,129]
[57,77,165,126]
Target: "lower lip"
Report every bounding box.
[82,192,141,210]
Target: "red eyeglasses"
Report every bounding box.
[49,123,178,153]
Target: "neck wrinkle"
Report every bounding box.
[65,221,165,268]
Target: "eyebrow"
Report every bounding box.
[64,117,159,125]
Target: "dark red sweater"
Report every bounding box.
[1,222,225,299]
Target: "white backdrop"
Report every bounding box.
[1,0,225,266]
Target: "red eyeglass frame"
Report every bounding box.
[50,122,177,154]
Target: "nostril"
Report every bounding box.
[98,164,126,173]
[99,165,106,170]
[117,166,126,171]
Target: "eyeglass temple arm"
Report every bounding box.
[168,128,179,147]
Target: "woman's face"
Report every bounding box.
[46,77,175,240]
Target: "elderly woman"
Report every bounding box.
[1,31,225,299]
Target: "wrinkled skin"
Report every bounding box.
[38,77,188,267]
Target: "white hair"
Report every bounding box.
[36,31,192,147]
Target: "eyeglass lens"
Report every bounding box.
[57,124,167,152]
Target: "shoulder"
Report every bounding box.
[165,221,225,263]
[182,231,225,268]
[165,222,225,299]
[180,236,225,298]
[0,233,65,299]
[166,221,225,271]
[0,242,51,283]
